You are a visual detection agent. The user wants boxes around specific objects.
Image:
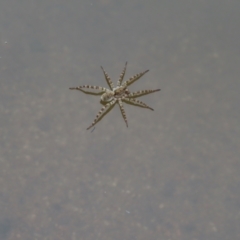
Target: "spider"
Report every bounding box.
[69,62,160,130]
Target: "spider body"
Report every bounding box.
[113,86,130,99]
[101,90,114,102]
[69,62,160,130]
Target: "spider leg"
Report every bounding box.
[117,62,127,87]
[128,89,160,98]
[69,85,107,94]
[101,66,114,90]
[117,99,128,127]
[124,69,149,87]
[124,98,154,111]
[86,99,116,130]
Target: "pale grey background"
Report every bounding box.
[0,0,240,239]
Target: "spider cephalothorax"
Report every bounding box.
[69,62,160,130]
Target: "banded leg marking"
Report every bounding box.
[124,98,154,111]
[124,70,149,87]
[86,99,116,130]
[69,85,107,93]
[101,66,114,90]
[117,62,127,87]
[128,89,160,98]
[118,99,128,127]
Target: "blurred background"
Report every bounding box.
[0,0,240,239]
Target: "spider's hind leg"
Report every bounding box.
[86,99,116,130]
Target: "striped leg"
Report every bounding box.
[86,99,116,130]
[69,85,107,93]
[124,70,149,87]
[128,89,160,98]
[101,66,114,90]
[124,98,154,111]
[117,62,127,87]
[117,99,128,127]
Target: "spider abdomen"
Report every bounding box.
[101,90,114,102]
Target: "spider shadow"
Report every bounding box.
[77,89,104,97]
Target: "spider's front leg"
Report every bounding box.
[117,62,127,87]
[124,69,149,87]
[101,66,114,90]
[87,99,117,130]
[69,85,107,93]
